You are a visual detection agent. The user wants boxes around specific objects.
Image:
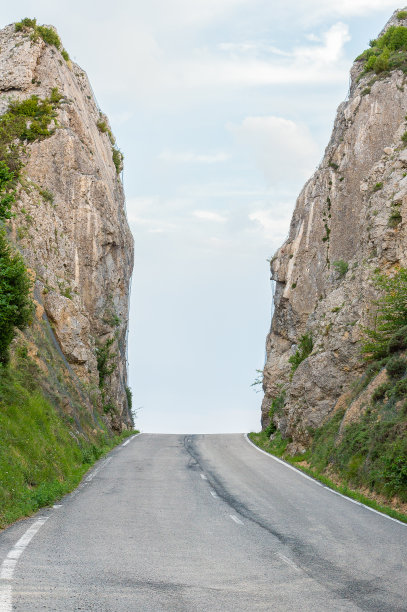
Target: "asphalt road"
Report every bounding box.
[0,433,406,611]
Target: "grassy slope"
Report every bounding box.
[249,425,407,524]
[0,322,137,529]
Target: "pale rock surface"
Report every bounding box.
[0,23,134,430]
[262,10,407,451]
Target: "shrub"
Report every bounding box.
[112,147,124,174]
[388,325,407,353]
[0,231,33,364]
[36,26,61,49]
[398,11,407,20]
[373,182,383,192]
[15,17,37,31]
[372,382,391,402]
[388,210,402,227]
[0,162,16,220]
[333,260,349,277]
[386,356,407,379]
[401,131,407,145]
[363,268,407,359]
[96,337,117,388]
[289,333,313,374]
[125,386,132,410]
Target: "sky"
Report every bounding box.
[1,1,401,433]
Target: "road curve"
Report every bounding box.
[0,433,406,611]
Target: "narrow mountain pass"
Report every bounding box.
[0,434,406,611]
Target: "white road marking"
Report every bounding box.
[229,514,243,525]
[244,434,407,527]
[277,553,300,571]
[85,457,112,483]
[52,504,62,509]
[200,474,207,480]
[0,517,48,611]
[210,490,218,498]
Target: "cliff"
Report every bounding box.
[0,20,134,433]
[262,9,407,455]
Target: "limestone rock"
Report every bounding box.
[261,10,407,447]
[1,23,134,430]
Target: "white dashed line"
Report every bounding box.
[52,505,62,509]
[200,474,207,480]
[210,490,218,498]
[0,517,48,611]
[229,514,243,525]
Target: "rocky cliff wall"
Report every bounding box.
[262,9,407,452]
[0,22,134,432]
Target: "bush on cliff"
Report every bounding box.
[362,268,407,359]
[357,25,407,74]
[0,231,33,364]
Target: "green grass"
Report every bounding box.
[248,431,407,524]
[0,360,137,528]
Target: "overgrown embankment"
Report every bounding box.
[253,268,407,520]
[0,355,134,528]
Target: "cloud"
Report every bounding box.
[228,115,319,185]
[249,209,292,241]
[193,210,227,222]
[158,150,230,164]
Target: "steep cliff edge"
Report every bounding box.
[0,21,133,432]
[262,8,407,473]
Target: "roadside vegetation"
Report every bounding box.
[0,351,135,527]
[253,267,407,522]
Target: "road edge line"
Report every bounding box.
[244,433,406,527]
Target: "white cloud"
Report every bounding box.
[158,150,230,164]
[228,115,320,185]
[249,209,292,241]
[193,210,227,222]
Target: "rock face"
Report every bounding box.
[0,23,134,430]
[262,10,407,452]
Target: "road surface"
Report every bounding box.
[0,433,406,611]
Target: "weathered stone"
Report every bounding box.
[1,23,134,430]
[261,10,407,447]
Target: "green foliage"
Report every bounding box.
[362,268,407,359]
[398,11,407,20]
[36,25,60,48]
[112,147,124,174]
[0,161,16,220]
[0,361,136,527]
[388,209,402,227]
[125,385,132,410]
[38,187,54,204]
[61,49,70,62]
[357,26,407,76]
[0,231,33,364]
[332,259,349,277]
[388,325,407,353]
[15,17,37,31]
[265,389,286,437]
[386,355,406,379]
[372,182,383,192]
[402,131,407,145]
[288,333,313,374]
[96,337,117,389]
